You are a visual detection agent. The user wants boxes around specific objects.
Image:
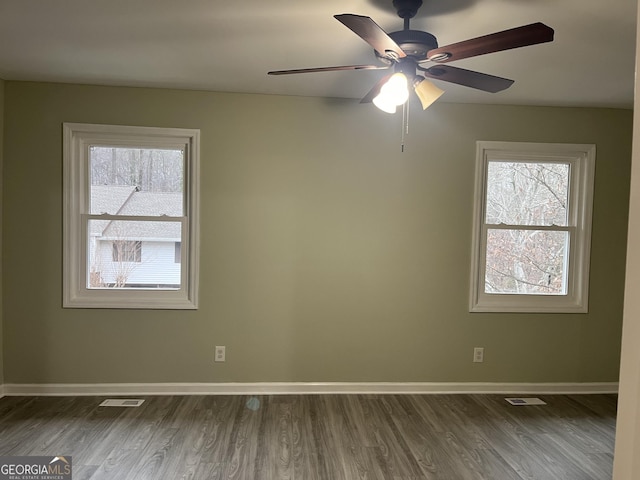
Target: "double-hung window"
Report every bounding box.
[63,123,200,309]
[470,141,595,312]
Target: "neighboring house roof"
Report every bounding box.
[91,185,138,215]
[91,186,183,240]
[90,185,137,236]
[118,192,183,217]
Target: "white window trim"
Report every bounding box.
[63,123,200,309]
[470,141,595,313]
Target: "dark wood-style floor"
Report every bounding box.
[0,393,616,479]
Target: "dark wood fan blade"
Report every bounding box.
[334,14,406,59]
[268,65,389,75]
[426,22,554,63]
[359,74,392,103]
[421,65,514,92]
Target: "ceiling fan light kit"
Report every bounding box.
[268,0,554,114]
[372,72,410,113]
[414,77,444,110]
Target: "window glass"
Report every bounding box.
[485,229,568,295]
[485,162,569,226]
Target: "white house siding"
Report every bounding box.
[96,240,180,286]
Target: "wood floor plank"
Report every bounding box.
[308,395,351,480]
[329,395,388,480]
[138,396,211,479]
[470,394,615,480]
[290,395,322,480]
[367,396,433,478]
[0,393,616,480]
[198,395,243,465]
[252,396,294,480]
[379,397,463,479]
[395,395,522,480]
[0,397,71,455]
[221,395,264,480]
[88,395,180,480]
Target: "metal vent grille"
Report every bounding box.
[99,399,145,407]
[505,397,547,406]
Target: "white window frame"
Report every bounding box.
[470,141,595,313]
[63,123,200,309]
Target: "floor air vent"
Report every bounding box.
[99,399,145,407]
[505,397,547,406]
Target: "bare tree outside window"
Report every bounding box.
[110,240,142,287]
[112,241,142,263]
[484,162,570,295]
[90,147,183,193]
[88,147,184,290]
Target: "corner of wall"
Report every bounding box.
[612,6,640,477]
[0,77,5,391]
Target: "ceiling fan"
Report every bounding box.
[268,0,554,114]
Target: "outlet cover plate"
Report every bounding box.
[215,345,226,362]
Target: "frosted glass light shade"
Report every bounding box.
[373,73,409,114]
[414,78,444,110]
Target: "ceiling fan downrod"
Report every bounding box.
[393,0,423,29]
[379,0,438,63]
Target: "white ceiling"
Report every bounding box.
[0,0,636,108]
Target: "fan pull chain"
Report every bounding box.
[401,100,409,152]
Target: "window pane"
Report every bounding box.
[485,229,568,295]
[90,147,184,216]
[88,219,182,289]
[485,162,569,226]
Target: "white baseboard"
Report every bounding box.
[0,384,4,399]
[0,381,619,397]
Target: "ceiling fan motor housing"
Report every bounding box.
[375,30,439,61]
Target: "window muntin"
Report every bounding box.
[64,123,199,309]
[470,142,595,313]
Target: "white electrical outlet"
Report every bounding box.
[473,347,484,363]
[215,345,226,363]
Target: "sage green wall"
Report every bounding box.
[0,78,4,386]
[2,81,632,384]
